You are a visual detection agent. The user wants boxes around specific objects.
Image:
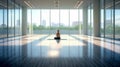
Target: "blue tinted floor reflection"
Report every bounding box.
[0,35,120,67]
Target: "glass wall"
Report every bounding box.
[27,9,32,34]
[88,3,93,36]
[70,9,79,34]
[27,9,83,35]
[0,6,4,38]
[20,7,22,35]
[0,0,22,39]
[88,6,91,35]
[41,10,50,34]
[115,1,120,40]
[100,0,105,37]
[15,5,20,36]
[79,10,83,34]
[32,9,40,34]
[105,0,114,39]
[8,0,14,37]
[4,8,8,38]
[100,0,120,40]
[51,9,59,34]
[60,10,69,34]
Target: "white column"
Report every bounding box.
[22,7,27,35]
[83,6,88,35]
[93,0,100,37]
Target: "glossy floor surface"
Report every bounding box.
[0,35,120,67]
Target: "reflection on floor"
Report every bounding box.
[0,34,120,67]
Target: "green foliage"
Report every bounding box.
[115,25,120,34]
[105,24,114,34]
[30,24,83,30]
[100,25,120,34]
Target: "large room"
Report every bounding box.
[0,0,120,67]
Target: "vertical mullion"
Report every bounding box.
[113,0,115,40]
[78,10,81,35]
[78,9,80,57]
[104,0,106,60]
[111,2,113,39]
[90,3,92,36]
[3,4,5,58]
[31,9,32,35]
[14,0,15,37]
[7,0,8,38]
[104,0,106,38]
[69,9,70,57]
[40,9,41,57]
[40,9,42,35]
[78,9,80,35]
[69,9,70,35]
[6,0,9,58]
[50,9,51,35]
[14,0,16,57]
[11,8,12,37]
[31,9,32,57]
[113,0,115,61]
[19,4,20,36]
[39,9,41,35]
[59,9,60,29]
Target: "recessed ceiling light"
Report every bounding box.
[24,1,32,8]
[74,0,83,9]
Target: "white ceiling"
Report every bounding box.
[1,0,120,9]
[15,0,89,9]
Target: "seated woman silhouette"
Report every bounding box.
[54,30,61,40]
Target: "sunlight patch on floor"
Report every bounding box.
[37,35,86,46]
[48,50,59,58]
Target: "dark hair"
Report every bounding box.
[57,30,59,32]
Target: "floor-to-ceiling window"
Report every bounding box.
[27,9,32,34]
[11,7,15,37]
[8,0,12,37]
[60,9,69,34]
[70,9,79,34]
[100,0,105,37]
[88,6,91,36]
[0,6,4,38]
[51,9,60,34]
[19,7,22,35]
[100,0,120,40]
[27,9,83,35]
[4,7,8,38]
[32,9,40,34]
[0,0,22,38]
[115,1,120,40]
[88,3,93,36]
[15,5,20,36]
[105,0,114,39]
[79,9,83,34]
[41,10,50,34]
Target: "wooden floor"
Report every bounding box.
[0,34,120,67]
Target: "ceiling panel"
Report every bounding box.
[0,0,97,9]
[15,0,85,9]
